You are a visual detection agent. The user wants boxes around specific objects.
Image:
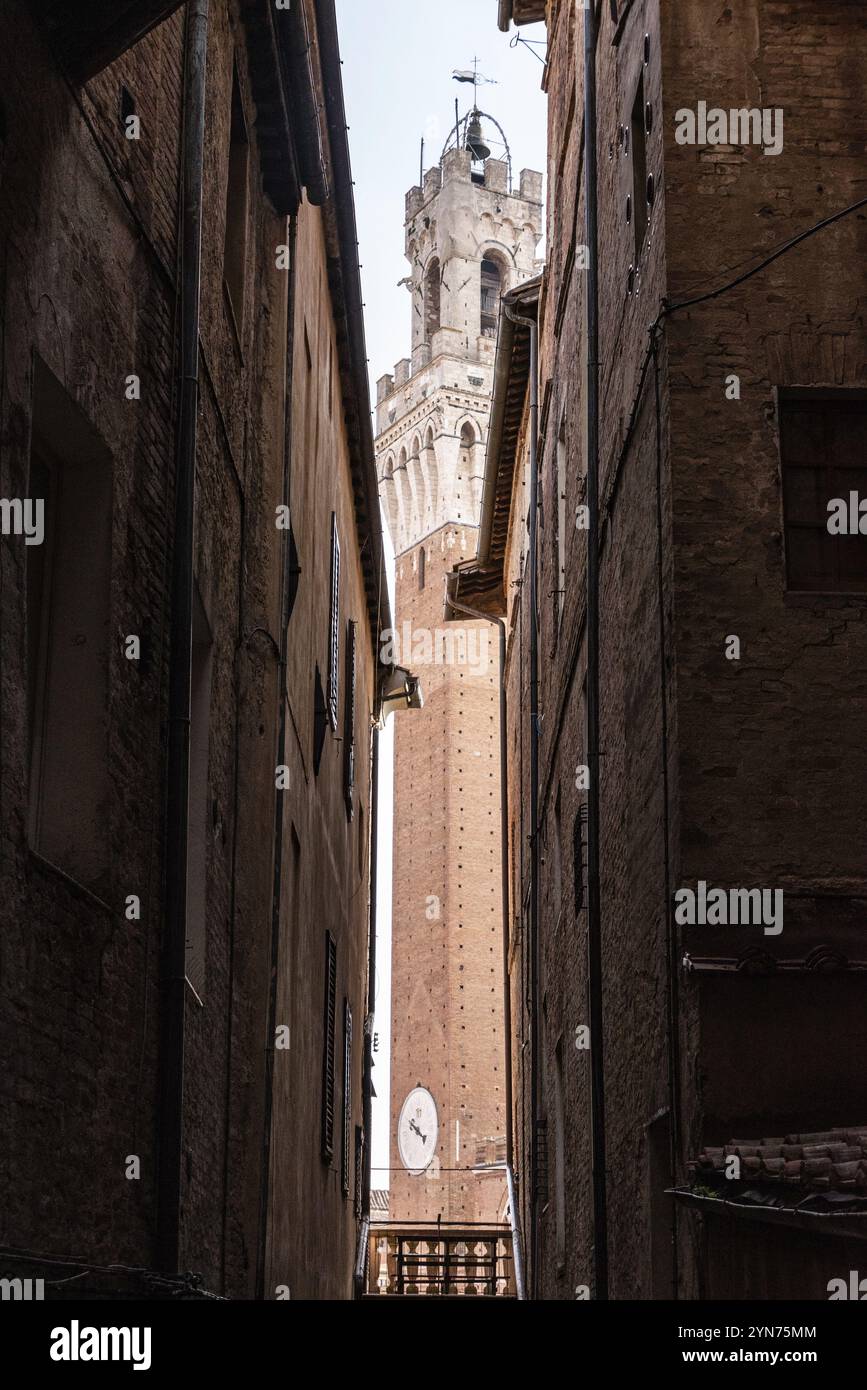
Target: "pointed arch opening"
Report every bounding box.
[424,425,439,527]
[480,257,503,337]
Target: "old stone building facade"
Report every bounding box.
[451,0,867,1298]
[376,130,542,1224]
[0,0,387,1300]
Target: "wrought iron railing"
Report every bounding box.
[366,1225,515,1296]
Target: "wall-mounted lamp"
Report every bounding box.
[375,662,424,727]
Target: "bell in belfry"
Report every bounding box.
[465,110,490,162]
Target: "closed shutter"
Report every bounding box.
[354,1125,364,1218]
[343,620,357,819]
[342,999,353,1197]
[321,932,337,1160]
[327,514,340,730]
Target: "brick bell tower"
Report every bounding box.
[375,109,542,1225]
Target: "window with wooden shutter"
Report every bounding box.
[327,514,340,729]
[343,620,357,819]
[321,932,337,1160]
[342,999,353,1197]
[354,1125,364,1218]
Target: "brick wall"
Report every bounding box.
[0,0,375,1301]
[505,0,867,1301]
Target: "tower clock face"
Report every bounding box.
[398,1087,438,1175]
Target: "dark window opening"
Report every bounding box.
[313,664,328,775]
[27,361,112,895]
[418,545,426,591]
[286,522,301,625]
[119,85,136,129]
[223,63,249,331]
[480,258,502,337]
[779,390,867,592]
[630,73,648,260]
[424,257,440,341]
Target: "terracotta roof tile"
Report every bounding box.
[689,1126,867,1192]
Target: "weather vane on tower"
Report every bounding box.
[451,55,497,106]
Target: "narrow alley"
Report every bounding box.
[1,0,866,1366]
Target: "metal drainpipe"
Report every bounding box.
[255,215,298,1301]
[158,0,209,1277]
[503,299,539,1297]
[359,720,380,1284]
[444,591,512,1173]
[583,0,609,1302]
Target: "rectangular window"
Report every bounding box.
[327,514,340,730]
[630,72,648,262]
[779,390,867,592]
[343,619,357,818]
[321,931,338,1160]
[223,62,249,332]
[27,361,112,894]
[342,999,353,1197]
[418,545,426,591]
[186,584,213,1000]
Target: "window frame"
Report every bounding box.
[778,387,867,595]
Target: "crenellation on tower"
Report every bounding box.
[377,117,542,558]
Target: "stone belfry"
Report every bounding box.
[375,110,542,1225]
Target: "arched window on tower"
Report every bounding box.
[480,257,502,337]
[459,421,478,520]
[424,257,440,341]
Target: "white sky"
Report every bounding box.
[335,0,548,1190]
